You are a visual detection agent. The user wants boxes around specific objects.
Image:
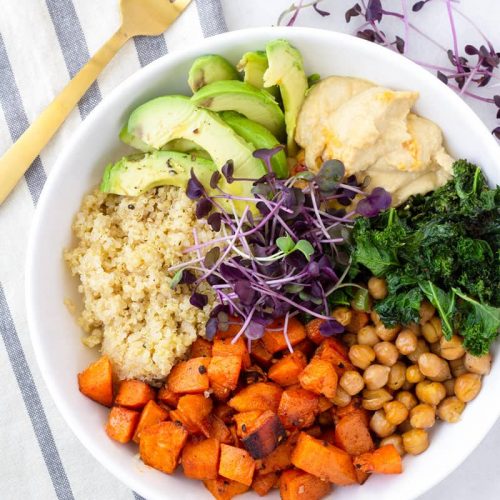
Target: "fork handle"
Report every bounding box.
[0,29,129,205]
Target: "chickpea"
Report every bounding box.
[396,329,418,355]
[410,404,436,429]
[349,344,375,370]
[422,317,443,344]
[330,386,352,407]
[357,325,379,346]
[429,341,442,357]
[332,307,352,327]
[380,434,405,456]
[418,353,451,382]
[419,301,435,324]
[403,428,429,455]
[415,380,446,406]
[401,380,414,391]
[368,277,388,300]
[370,310,382,326]
[370,410,396,438]
[396,391,418,411]
[464,352,491,375]
[406,365,425,384]
[449,357,468,378]
[440,335,465,361]
[343,333,358,348]
[364,364,391,390]
[407,338,430,363]
[375,323,401,342]
[383,401,409,426]
[362,388,393,411]
[454,373,481,402]
[374,342,399,366]
[443,378,455,397]
[339,370,365,396]
[437,396,465,423]
[387,362,406,390]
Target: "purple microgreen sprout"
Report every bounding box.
[319,319,345,337]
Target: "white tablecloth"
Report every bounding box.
[1,1,499,499]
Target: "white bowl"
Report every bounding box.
[26,27,500,500]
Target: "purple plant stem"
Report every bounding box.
[401,0,410,53]
[445,0,463,72]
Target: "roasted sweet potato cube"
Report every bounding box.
[190,337,212,358]
[208,355,242,391]
[229,382,283,413]
[259,435,296,474]
[242,411,286,459]
[250,340,273,368]
[294,339,316,358]
[214,404,235,424]
[353,444,403,475]
[207,415,233,444]
[157,385,180,408]
[167,357,210,394]
[105,406,140,443]
[334,413,374,456]
[318,396,334,413]
[280,469,332,500]
[78,355,113,407]
[299,358,338,399]
[182,438,221,480]
[262,318,306,354]
[133,400,169,443]
[278,387,319,429]
[306,319,327,345]
[291,433,357,485]
[139,421,188,474]
[234,411,263,438]
[252,471,279,496]
[219,444,256,486]
[316,338,354,375]
[321,428,336,445]
[203,477,249,500]
[268,351,307,387]
[213,338,251,369]
[355,468,370,485]
[332,398,369,426]
[115,379,155,409]
[304,425,322,438]
[171,394,212,436]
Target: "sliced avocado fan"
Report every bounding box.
[264,39,308,156]
[100,151,217,197]
[191,80,285,140]
[220,111,288,178]
[237,51,279,98]
[119,124,155,152]
[188,54,239,93]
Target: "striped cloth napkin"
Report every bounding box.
[1,1,500,499]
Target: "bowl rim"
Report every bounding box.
[26,26,500,500]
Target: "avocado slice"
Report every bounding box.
[220,111,288,178]
[264,40,308,156]
[191,80,285,140]
[119,124,155,152]
[100,151,217,196]
[127,95,266,211]
[163,138,211,160]
[188,54,239,93]
[237,51,279,98]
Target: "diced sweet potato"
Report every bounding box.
[262,318,307,354]
[219,444,256,486]
[157,385,180,408]
[306,319,327,345]
[268,351,307,387]
[280,469,332,500]
[234,411,263,438]
[208,355,242,391]
[203,477,249,500]
[78,356,113,407]
[278,387,319,429]
[332,398,369,426]
[353,445,403,475]
[105,406,140,443]
[170,394,212,436]
[167,357,210,394]
[304,425,322,438]
[321,428,336,445]
[242,411,286,459]
[299,358,338,399]
[214,404,235,424]
[182,438,221,480]
[115,379,155,409]
[250,340,274,368]
[259,435,297,474]
[294,339,316,358]
[346,311,369,333]
[215,316,245,339]
[334,413,374,456]
[318,396,334,413]
[190,337,212,358]
[213,338,251,369]
[139,421,188,474]
[355,468,370,485]
[252,471,278,496]
[207,415,233,445]
[316,338,354,375]
[229,382,283,413]
[133,400,169,443]
[291,433,357,485]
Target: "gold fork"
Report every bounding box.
[0,0,192,205]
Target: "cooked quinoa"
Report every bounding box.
[65,186,215,384]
